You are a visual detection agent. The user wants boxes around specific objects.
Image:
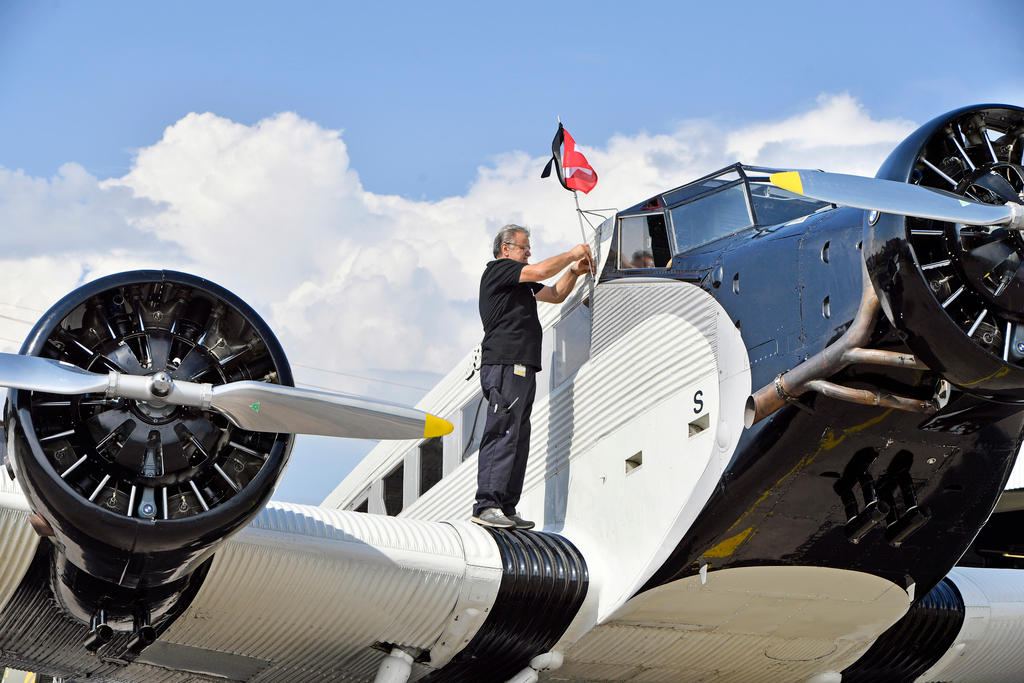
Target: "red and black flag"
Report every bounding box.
[541,123,598,194]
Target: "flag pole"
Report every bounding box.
[572,189,596,306]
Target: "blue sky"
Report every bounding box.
[0,1,1022,504]
[2,1,1021,201]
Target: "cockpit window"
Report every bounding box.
[669,181,752,253]
[618,214,672,269]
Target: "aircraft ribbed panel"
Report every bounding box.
[528,314,714,486]
[0,480,37,617]
[158,503,502,682]
[559,311,708,423]
[405,288,717,523]
[0,505,36,617]
[249,501,469,558]
[0,471,22,494]
[916,567,1024,682]
[591,279,718,359]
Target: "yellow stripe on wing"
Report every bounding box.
[770,171,804,195]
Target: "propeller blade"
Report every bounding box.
[770,170,1024,228]
[0,353,452,440]
[208,382,452,440]
[0,353,110,395]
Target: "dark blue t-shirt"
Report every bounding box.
[479,259,545,370]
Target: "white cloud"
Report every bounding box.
[0,95,921,383]
[726,93,917,174]
[0,162,170,257]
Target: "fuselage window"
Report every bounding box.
[618,214,672,269]
[383,462,404,516]
[669,182,753,253]
[347,488,370,512]
[419,437,443,495]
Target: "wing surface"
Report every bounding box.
[105,504,501,680]
[0,480,512,680]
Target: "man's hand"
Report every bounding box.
[522,242,594,286]
[569,243,593,263]
[569,258,594,277]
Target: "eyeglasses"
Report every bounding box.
[504,241,531,252]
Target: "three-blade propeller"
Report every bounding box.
[770,170,1024,229]
[0,353,452,440]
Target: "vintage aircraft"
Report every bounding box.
[3,103,1024,682]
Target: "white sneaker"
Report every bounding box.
[471,508,515,528]
[506,512,535,530]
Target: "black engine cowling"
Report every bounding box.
[4,270,294,633]
[865,104,1024,401]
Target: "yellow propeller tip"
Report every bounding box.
[770,171,804,196]
[424,413,453,438]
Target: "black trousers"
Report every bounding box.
[474,363,537,517]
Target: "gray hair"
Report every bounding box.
[492,224,530,258]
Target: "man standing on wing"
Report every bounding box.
[472,224,593,529]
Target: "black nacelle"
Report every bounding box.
[865,104,1024,401]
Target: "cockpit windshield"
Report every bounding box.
[747,182,831,227]
[670,181,751,254]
